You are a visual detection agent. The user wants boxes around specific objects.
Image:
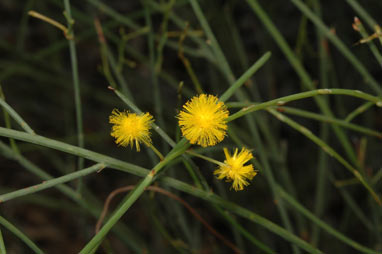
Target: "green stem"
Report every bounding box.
[219,52,271,102]
[86,0,139,29]
[329,173,374,231]
[0,228,5,254]
[80,175,153,253]
[227,88,382,122]
[0,85,20,153]
[277,186,378,254]
[63,0,85,191]
[0,216,43,254]
[189,0,235,83]
[148,144,165,161]
[311,123,329,245]
[310,0,330,240]
[278,106,382,138]
[345,101,375,122]
[0,98,34,134]
[142,0,168,152]
[185,150,225,167]
[0,163,104,203]
[214,206,274,254]
[267,109,381,205]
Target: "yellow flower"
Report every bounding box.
[214,148,257,191]
[178,94,229,147]
[109,109,153,151]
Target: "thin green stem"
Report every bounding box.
[142,0,168,152]
[0,98,34,134]
[311,0,330,242]
[0,163,104,203]
[153,0,175,73]
[372,168,382,185]
[80,175,153,253]
[16,0,34,51]
[185,150,225,167]
[267,109,381,205]
[311,123,329,245]
[148,144,165,161]
[0,228,5,254]
[86,0,139,29]
[0,216,43,254]
[277,186,379,254]
[0,141,83,202]
[63,0,85,191]
[329,173,374,231]
[219,52,271,102]
[214,206,274,254]
[189,0,235,83]
[227,88,382,122]
[345,101,375,122]
[0,85,20,153]
[278,106,382,138]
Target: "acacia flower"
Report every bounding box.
[214,148,257,191]
[178,94,229,147]
[109,109,154,151]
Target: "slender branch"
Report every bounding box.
[227,88,382,122]
[0,216,43,254]
[63,0,85,192]
[0,164,105,203]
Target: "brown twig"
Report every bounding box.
[28,11,72,40]
[96,185,241,254]
[94,17,106,44]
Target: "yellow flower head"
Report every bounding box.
[178,94,229,147]
[214,148,257,191]
[109,109,154,151]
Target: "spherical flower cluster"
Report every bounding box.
[109,109,153,151]
[178,94,229,147]
[214,148,257,191]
